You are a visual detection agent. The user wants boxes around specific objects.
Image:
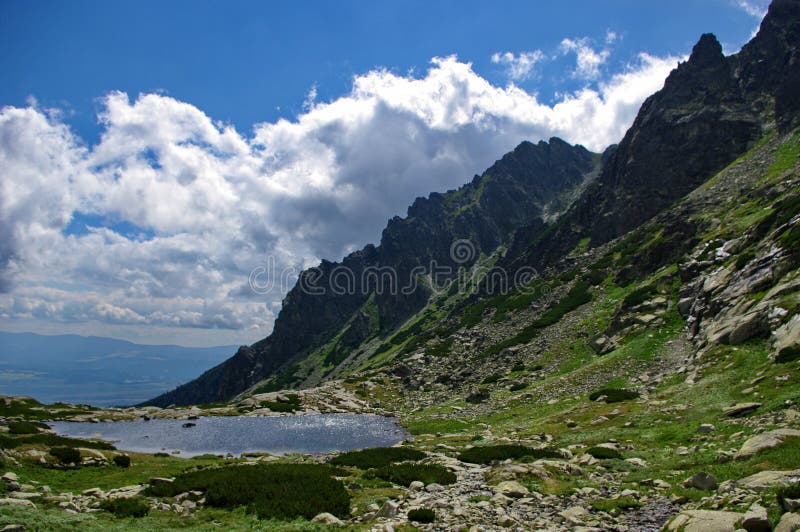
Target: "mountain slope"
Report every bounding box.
[145,138,600,406]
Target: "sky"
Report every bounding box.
[0,0,770,347]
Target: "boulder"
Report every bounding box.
[311,513,344,526]
[375,500,399,518]
[774,315,800,362]
[736,429,800,460]
[741,503,770,532]
[723,403,761,417]
[775,512,800,532]
[588,334,618,355]
[0,498,36,509]
[683,472,718,490]
[559,506,590,525]
[493,481,529,498]
[697,424,717,433]
[735,469,800,491]
[664,510,742,532]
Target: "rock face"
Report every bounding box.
[735,429,800,460]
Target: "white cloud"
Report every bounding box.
[0,52,679,345]
[560,37,611,80]
[491,50,546,81]
[733,0,769,18]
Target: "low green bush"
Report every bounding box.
[482,373,502,384]
[408,507,436,523]
[509,382,528,391]
[590,496,641,512]
[113,455,131,468]
[588,388,640,403]
[777,483,800,510]
[457,445,560,464]
[329,447,425,469]
[510,362,526,372]
[100,496,150,518]
[49,446,81,464]
[7,421,47,434]
[0,433,114,450]
[776,345,800,364]
[586,446,622,460]
[260,401,301,413]
[145,463,350,520]
[367,463,455,487]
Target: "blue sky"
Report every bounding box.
[0,0,770,346]
[2,0,763,143]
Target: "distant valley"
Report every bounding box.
[0,332,235,406]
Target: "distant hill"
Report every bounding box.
[0,331,236,406]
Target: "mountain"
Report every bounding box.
[146,0,800,408]
[145,139,601,406]
[0,332,235,406]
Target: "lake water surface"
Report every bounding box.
[49,414,407,457]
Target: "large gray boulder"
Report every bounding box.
[736,429,800,460]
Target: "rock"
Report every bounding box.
[707,311,767,345]
[493,481,529,498]
[773,315,800,362]
[1,525,26,532]
[664,510,743,532]
[466,389,490,404]
[588,334,618,355]
[311,512,344,526]
[723,403,762,417]
[560,506,591,525]
[0,498,36,509]
[1,473,19,483]
[626,458,648,467]
[783,498,800,511]
[775,512,800,532]
[697,424,716,433]
[409,481,425,491]
[148,477,174,485]
[735,469,800,490]
[678,297,694,317]
[82,487,104,498]
[741,503,770,532]
[376,500,399,518]
[683,472,718,490]
[736,429,800,460]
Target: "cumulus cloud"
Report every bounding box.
[491,50,546,81]
[560,37,611,80]
[0,52,679,345]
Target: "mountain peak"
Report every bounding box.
[688,33,723,66]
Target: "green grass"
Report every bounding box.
[588,388,640,403]
[7,420,48,434]
[145,463,350,520]
[328,446,426,469]
[590,496,642,512]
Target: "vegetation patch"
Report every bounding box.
[49,446,81,464]
[329,446,426,469]
[588,388,640,403]
[112,455,131,468]
[776,345,800,364]
[585,446,622,460]
[99,496,150,518]
[366,463,456,486]
[145,463,350,520]
[0,433,115,450]
[7,420,48,434]
[590,496,641,512]
[408,507,436,523]
[458,445,560,464]
[777,483,800,510]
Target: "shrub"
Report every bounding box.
[367,463,455,487]
[457,445,560,464]
[49,446,81,464]
[260,401,301,413]
[776,345,800,364]
[100,496,150,518]
[7,421,47,434]
[510,362,526,372]
[509,382,528,391]
[622,284,656,308]
[586,446,622,460]
[408,508,436,523]
[0,433,114,450]
[329,447,425,469]
[482,373,502,384]
[145,463,350,520]
[113,455,131,468]
[588,388,640,403]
